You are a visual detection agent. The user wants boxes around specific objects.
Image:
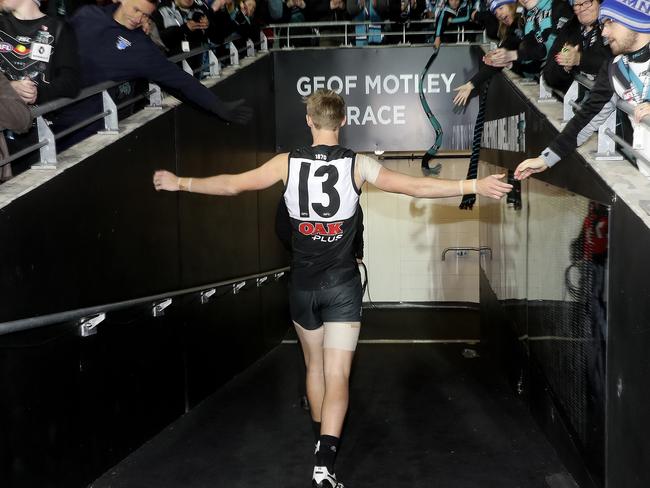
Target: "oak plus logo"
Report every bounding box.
[298,221,344,243]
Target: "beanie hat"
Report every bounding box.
[490,0,516,13]
[599,0,650,33]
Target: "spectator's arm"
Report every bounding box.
[517,32,547,63]
[134,41,251,123]
[36,22,80,104]
[0,73,32,133]
[545,61,616,164]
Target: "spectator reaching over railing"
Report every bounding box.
[0,0,80,104]
[305,0,348,46]
[453,0,524,106]
[485,0,572,76]
[56,0,252,147]
[515,0,650,179]
[542,0,611,92]
[0,72,32,182]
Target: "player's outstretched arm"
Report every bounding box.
[372,167,512,200]
[153,153,288,195]
[514,156,548,181]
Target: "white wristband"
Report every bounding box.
[458,179,464,195]
[472,179,477,194]
[188,178,193,192]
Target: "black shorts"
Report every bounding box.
[289,277,363,330]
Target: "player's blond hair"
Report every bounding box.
[305,89,346,130]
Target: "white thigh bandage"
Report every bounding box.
[323,322,361,352]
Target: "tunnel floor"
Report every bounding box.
[91,308,568,488]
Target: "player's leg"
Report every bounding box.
[294,321,325,434]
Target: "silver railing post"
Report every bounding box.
[229,42,239,66]
[287,25,291,47]
[260,31,268,51]
[181,59,193,76]
[402,22,406,44]
[632,121,650,174]
[246,38,255,57]
[594,110,623,160]
[99,90,119,134]
[538,75,555,103]
[208,50,220,78]
[147,83,163,108]
[344,23,348,46]
[563,80,579,122]
[33,116,57,168]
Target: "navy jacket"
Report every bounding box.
[70,4,227,117]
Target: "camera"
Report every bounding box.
[189,9,204,22]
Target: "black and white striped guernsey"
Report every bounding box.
[284,145,361,290]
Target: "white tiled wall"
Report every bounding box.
[361,158,479,303]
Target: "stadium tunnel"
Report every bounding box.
[1,43,649,488]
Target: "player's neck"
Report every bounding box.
[12,3,45,20]
[311,129,339,147]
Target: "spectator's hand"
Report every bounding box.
[187,17,208,30]
[10,79,37,105]
[141,17,153,35]
[433,37,441,48]
[217,98,253,125]
[453,81,475,106]
[153,170,180,192]
[514,157,548,180]
[212,0,227,11]
[634,102,650,124]
[485,48,517,67]
[357,0,366,8]
[471,9,478,21]
[556,44,580,68]
[329,0,344,9]
[476,174,513,199]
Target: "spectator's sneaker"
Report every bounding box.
[312,466,344,488]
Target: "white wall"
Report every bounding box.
[361,158,479,303]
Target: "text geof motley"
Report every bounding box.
[297,73,457,126]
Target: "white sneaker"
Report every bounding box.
[312,465,344,488]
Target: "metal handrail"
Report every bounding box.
[0,265,289,337]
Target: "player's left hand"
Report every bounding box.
[153,170,180,191]
[476,174,513,200]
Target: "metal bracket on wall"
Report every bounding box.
[79,313,105,337]
[200,288,216,304]
[256,276,268,287]
[233,281,246,294]
[152,298,172,317]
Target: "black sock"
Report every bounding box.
[315,435,339,472]
[312,421,321,440]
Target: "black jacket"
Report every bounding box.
[0,12,79,103]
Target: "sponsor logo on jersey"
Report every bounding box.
[0,42,12,52]
[299,221,344,242]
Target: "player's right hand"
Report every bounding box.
[153,170,180,192]
[514,157,548,180]
[476,174,513,199]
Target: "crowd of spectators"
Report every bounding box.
[0,0,622,182]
